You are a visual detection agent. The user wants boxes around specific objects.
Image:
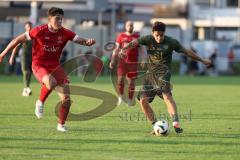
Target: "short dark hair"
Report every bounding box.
[47,7,64,16]
[152,21,166,32]
[25,21,32,26]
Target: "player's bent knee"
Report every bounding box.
[162,92,172,101]
[117,77,124,84]
[50,81,57,89]
[42,75,57,90]
[63,95,70,101]
[46,82,57,90]
[61,96,71,106]
[140,97,149,106]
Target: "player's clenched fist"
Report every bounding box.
[85,38,95,46]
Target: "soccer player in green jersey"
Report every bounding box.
[119,21,211,134]
[9,21,33,96]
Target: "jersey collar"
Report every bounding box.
[47,23,60,33]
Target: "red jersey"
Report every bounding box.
[26,24,76,66]
[116,32,139,63]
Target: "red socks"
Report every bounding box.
[118,82,135,99]
[128,83,135,100]
[58,100,71,124]
[117,83,124,95]
[39,84,71,125]
[39,85,52,103]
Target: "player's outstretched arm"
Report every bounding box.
[182,48,212,66]
[139,46,147,68]
[0,33,27,63]
[74,36,95,46]
[109,43,120,69]
[9,44,20,65]
[119,39,139,58]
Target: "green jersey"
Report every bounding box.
[137,35,184,82]
[19,40,32,71]
[21,40,32,63]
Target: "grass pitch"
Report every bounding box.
[0,75,239,160]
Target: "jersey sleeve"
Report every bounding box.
[64,29,76,41]
[172,39,185,53]
[26,27,39,40]
[137,35,150,46]
[116,34,122,44]
[135,32,140,37]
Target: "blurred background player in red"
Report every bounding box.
[110,21,145,107]
[0,7,95,132]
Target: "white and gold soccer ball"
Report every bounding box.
[153,120,169,136]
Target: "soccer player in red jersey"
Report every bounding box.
[0,7,95,132]
[110,21,145,106]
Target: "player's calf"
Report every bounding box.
[57,96,71,132]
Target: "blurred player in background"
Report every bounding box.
[110,21,145,107]
[119,21,211,134]
[9,21,33,96]
[0,7,95,132]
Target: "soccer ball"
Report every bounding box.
[153,120,169,136]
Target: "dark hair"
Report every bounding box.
[25,21,32,26]
[152,21,166,32]
[47,7,64,16]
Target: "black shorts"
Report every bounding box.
[137,77,172,103]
